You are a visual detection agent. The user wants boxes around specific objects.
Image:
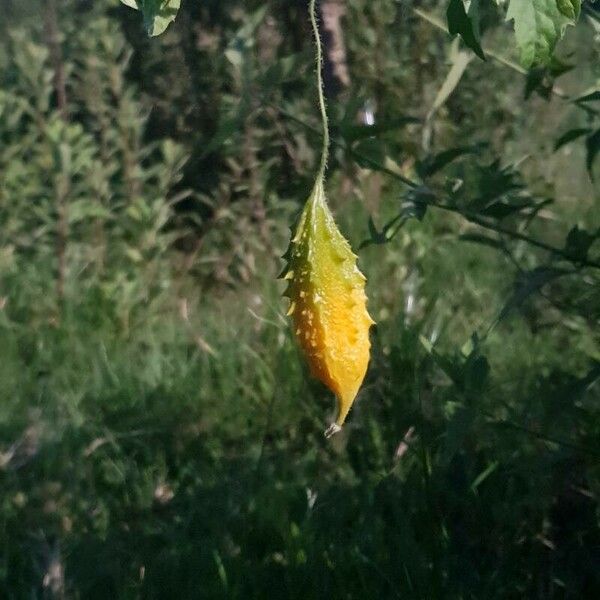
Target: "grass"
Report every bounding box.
[1,202,599,597]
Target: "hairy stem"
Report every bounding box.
[309,0,330,178]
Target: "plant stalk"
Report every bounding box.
[309,0,330,179]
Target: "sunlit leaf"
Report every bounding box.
[119,0,180,37]
[556,0,581,21]
[429,47,472,116]
[506,0,577,67]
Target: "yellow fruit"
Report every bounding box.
[281,178,375,435]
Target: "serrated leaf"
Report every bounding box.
[506,0,575,67]
[449,159,528,217]
[447,0,486,60]
[120,0,180,37]
[281,179,374,430]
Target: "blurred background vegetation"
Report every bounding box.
[0,0,599,597]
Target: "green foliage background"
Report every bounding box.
[0,0,599,598]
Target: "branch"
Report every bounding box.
[275,105,600,271]
[430,202,600,270]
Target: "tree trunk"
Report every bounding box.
[320,0,350,98]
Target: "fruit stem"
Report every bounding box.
[309,0,329,179]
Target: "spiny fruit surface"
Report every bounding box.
[281,179,374,433]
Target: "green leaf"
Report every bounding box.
[120,0,181,37]
[574,90,600,104]
[417,144,483,178]
[506,0,576,67]
[556,0,581,20]
[447,0,486,60]
[359,187,434,249]
[402,187,433,221]
[448,159,528,218]
[429,47,472,116]
[496,267,569,324]
[464,353,490,395]
[564,225,599,261]
[480,198,537,218]
[585,129,600,178]
[553,127,592,151]
[471,461,499,492]
[524,57,573,100]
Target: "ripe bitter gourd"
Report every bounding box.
[282,178,374,436]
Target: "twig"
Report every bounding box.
[430,201,600,270]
